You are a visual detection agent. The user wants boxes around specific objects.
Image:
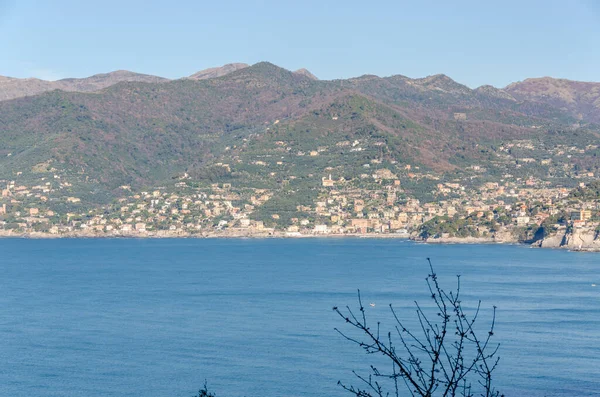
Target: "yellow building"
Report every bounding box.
[571,210,592,221]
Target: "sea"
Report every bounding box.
[1,238,599,397]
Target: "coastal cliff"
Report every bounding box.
[535,227,600,251]
[416,227,519,245]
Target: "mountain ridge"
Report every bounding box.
[1,61,600,206]
[0,70,169,101]
[188,63,250,80]
[2,62,599,109]
[505,77,600,122]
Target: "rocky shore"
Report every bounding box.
[421,229,518,245]
[534,226,600,252]
[3,228,600,252]
[419,236,495,244]
[416,227,600,252]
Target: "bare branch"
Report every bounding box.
[335,260,501,397]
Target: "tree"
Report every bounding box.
[334,259,502,397]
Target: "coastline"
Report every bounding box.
[420,236,498,244]
[0,229,413,239]
[2,229,598,252]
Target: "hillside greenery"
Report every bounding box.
[1,62,600,208]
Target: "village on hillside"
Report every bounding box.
[2,160,599,251]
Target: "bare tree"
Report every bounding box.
[334,259,502,397]
[193,381,216,397]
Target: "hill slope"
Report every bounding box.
[505,77,600,123]
[1,62,600,205]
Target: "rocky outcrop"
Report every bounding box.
[415,226,519,245]
[424,236,496,244]
[492,229,518,243]
[534,227,600,251]
[537,233,565,248]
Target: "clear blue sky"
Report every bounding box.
[1,0,599,87]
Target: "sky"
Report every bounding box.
[0,0,599,87]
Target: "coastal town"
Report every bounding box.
[2,160,599,251]
[3,57,600,254]
[5,3,600,396]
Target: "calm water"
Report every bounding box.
[1,238,599,397]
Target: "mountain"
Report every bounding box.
[505,77,600,123]
[474,85,516,101]
[412,74,472,95]
[1,61,600,205]
[0,63,326,193]
[0,70,169,101]
[293,68,318,80]
[0,76,55,101]
[188,63,249,80]
[55,70,168,91]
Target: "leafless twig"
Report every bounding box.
[334,259,502,397]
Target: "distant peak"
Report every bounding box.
[350,74,381,81]
[252,61,278,68]
[232,62,297,78]
[475,85,516,101]
[522,76,568,83]
[243,62,291,75]
[505,76,600,91]
[413,74,471,94]
[294,68,318,80]
[189,63,250,80]
[475,84,505,92]
[416,74,453,84]
[107,70,136,75]
[85,70,138,79]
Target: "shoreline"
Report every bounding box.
[2,229,599,252]
[0,230,414,239]
[1,230,598,252]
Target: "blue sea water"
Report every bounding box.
[0,238,599,397]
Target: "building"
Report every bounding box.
[571,210,592,222]
[322,175,335,187]
[313,224,329,234]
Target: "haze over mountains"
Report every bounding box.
[1,61,599,204]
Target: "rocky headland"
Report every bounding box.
[534,226,600,252]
